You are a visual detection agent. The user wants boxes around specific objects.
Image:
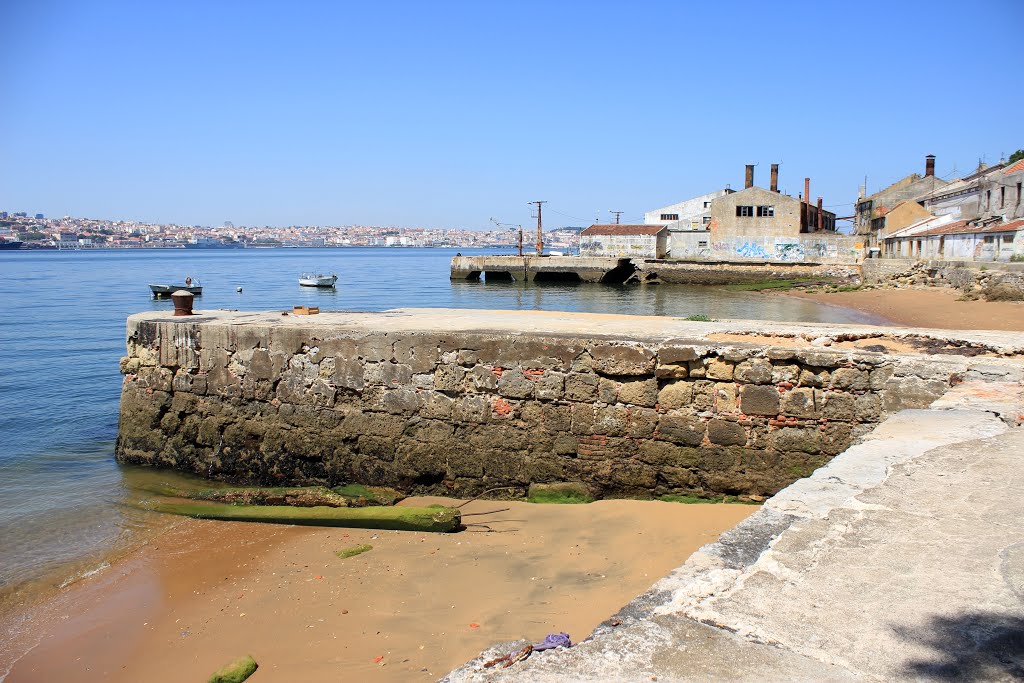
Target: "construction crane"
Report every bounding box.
[490,217,523,256]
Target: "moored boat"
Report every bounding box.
[299,272,338,287]
[149,278,202,298]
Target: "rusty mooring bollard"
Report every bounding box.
[171,290,195,316]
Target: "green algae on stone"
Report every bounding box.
[658,494,761,505]
[135,483,406,508]
[208,655,257,683]
[147,501,461,532]
[527,482,594,505]
[336,543,373,559]
[331,484,406,506]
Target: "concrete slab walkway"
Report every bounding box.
[445,384,1024,682]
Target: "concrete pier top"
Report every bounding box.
[128,307,1024,356]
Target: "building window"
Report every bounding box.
[1000,186,1005,209]
[702,216,711,225]
[703,201,711,208]
[660,213,679,221]
[1018,182,1022,206]
[756,205,775,217]
[736,206,754,217]
[986,189,991,210]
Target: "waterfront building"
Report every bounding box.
[644,188,734,260]
[644,189,734,230]
[709,164,836,237]
[973,158,1024,223]
[580,224,668,258]
[55,232,79,249]
[883,217,1023,261]
[855,155,948,242]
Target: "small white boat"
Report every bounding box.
[149,278,202,298]
[299,272,338,287]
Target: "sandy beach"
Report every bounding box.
[783,287,1024,331]
[2,497,755,683]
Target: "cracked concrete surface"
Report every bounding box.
[444,383,1023,682]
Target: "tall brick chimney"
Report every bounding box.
[745,165,754,189]
[804,177,810,203]
[817,197,824,230]
[925,154,936,177]
[770,164,779,193]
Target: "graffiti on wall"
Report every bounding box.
[736,241,770,259]
[773,238,805,262]
[673,234,864,263]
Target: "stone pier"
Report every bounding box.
[116,308,1024,501]
[450,255,634,283]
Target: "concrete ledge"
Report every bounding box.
[125,308,1024,356]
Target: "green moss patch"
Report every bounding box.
[336,543,373,559]
[724,278,822,292]
[658,494,760,505]
[208,655,258,683]
[526,482,594,504]
[332,484,406,506]
[146,501,461,532]
[135,482,406,508]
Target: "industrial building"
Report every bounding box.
[579,224,668,258]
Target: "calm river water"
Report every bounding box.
[0,247,877,599]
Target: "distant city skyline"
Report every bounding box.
[1,0,1021,229]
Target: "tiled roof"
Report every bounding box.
[889,219,1023,238]
[582,224,666,236]
[1003,159,1024,175]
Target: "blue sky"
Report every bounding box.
[2,0,1022,229]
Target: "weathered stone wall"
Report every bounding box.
[861,258,1024,288]
[114,311,1004,502]
[634,260,860,285]
[668,232,863,265]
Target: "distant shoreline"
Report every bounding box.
[0,245,522,252]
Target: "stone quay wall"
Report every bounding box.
[862,257,1024,285]
[634,260,860,285]
[116,310,1014,500]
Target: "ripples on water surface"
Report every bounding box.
[0,247,877,595]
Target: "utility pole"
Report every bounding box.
[491,217,523,256]
[528,200,546,256]
[609,210,623,224]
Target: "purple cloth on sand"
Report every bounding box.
[532,632,572,651]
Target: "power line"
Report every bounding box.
[545,206,590,223]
